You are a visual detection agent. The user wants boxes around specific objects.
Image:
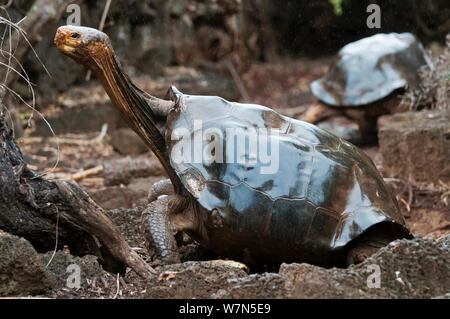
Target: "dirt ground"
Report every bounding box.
[11,58,449,298]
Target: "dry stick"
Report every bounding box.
[113,273,120,299]
[45,205,60,268]
[63,165,104,182]
[51,123,108,145]
[86,0,112,81]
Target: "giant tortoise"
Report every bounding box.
[306,32,431,143]
[55,26,411,268]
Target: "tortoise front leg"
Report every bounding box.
[148,179,174,202]
[142,194,193,265]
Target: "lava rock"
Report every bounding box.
[379,110,450,184]
[0,231,55,296]
[280,235,450,298]
[110,128,149,155]
[145,261,286,299]
[33,104,125,137]
[39,251,104,289]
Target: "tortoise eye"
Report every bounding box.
[71,33,80,39]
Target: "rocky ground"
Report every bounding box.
[1,60,449,299]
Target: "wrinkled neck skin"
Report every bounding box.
[86,45,182,193]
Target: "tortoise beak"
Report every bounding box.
[54,27,75,54]
[54,28,65,47]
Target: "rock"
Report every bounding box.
[90,176,162,209]
[89,185,144,210]
[317,117,362,144]
[110,128,149,155]
[145,261,286,299]
[145,236,449,299]
[103,156,165,186]
[379,110,450,184]
[138,47,172,78]
[158,66,241,101]
[279,236,450,299]
[39,251,104,289]
[0,231,55,296]
[33,103,125,137]
[28,0,244,100]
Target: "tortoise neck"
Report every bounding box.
[91,49,182,192]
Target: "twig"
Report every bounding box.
[399,198,411,212]
[113,273,120,299]
[51,123,108,145]
[63,165,104,182]
[406,180,414,207]
[45,204,59,268]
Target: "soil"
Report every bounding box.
[7,59,449,299]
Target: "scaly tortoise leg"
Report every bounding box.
[141,194,190,264]
[148,179,174,202]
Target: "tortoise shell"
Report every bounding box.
[165,87,410,266]
[311,32,431,107]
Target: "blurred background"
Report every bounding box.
[5,0,450,102]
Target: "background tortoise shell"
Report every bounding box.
[310,32,431,107]
[165,87,410,266]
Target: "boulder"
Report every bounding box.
[280,236,450,299]
[0,231,55,296]
[33,103,125,137]
[39,251,104,289]
[90,176,163,210]
[145,261,286,299]
[110,128,149,155]
[379,110,450,184]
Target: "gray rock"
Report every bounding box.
[379,110,450,184]
[110,128,149,155]
[39,251,104,289]
[33,103,125,137]
[0,231,55,296]
[146,261,285,299]
[89,185,146,210]
[280,236,450,299]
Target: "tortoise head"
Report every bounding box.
[55,25,112,72]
